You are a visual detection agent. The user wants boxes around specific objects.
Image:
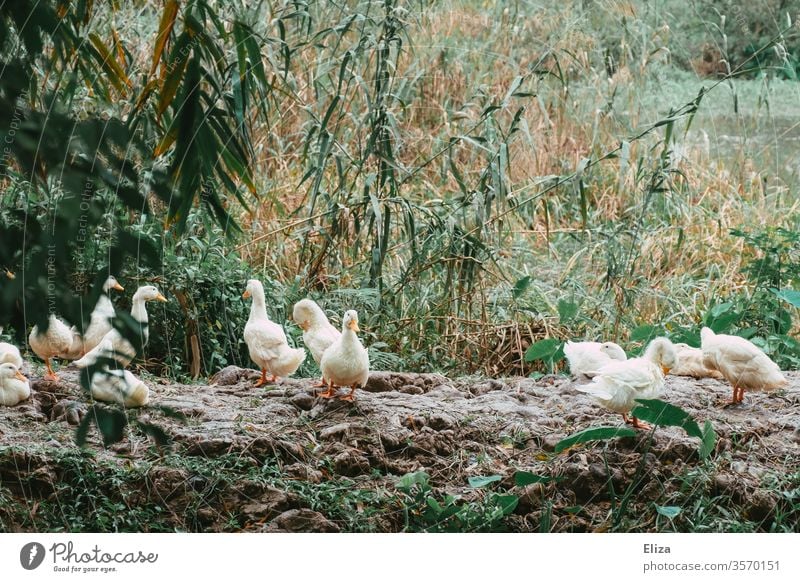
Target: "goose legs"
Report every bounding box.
[43,358,59,382]
[340,384,358,402]
[254,369,277,387]
[319,380,338,399]
[622,413,651,430]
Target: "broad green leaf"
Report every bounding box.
[554,426,636,453]
[468,475,502,488]
[514,471,556,486]
[524,338,563,362]
[397,471,429,491]
[491,494,519,515]
[557,299,578,322]
[512,276,532,299]
[632,399,702,438]
[630,324,662,343]
[772,288,800,308]
[699,420,716,460]
[655,505,681,519]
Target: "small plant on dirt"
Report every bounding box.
[395,471,518,532]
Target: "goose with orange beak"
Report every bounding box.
[319,310,369,401]
[575,337,678,429]
[0,362,30,406]
[75,285,167,369]
[292,299,341,388]
[243,279,305,387]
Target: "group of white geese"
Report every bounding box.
[0,275,790,430]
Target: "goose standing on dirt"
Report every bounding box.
[564,340,627,379]
[29,314,74,381]
[292,298,341,386]
[60,275,125,359]
[75,285,167,369]
[575,337,678,429]
[0,362,30,406]
[243,279,305,386]
[319,310,369,401]
[700,327,787,404]
[89,368,150,408]
[671,342,723,379]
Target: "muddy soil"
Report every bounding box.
[1,366,798,532]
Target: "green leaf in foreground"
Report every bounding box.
[557,299,578,322]
[655,505,681,519]
[76,405,128,447]
[772,288,800,308]
[554,426,636,453]
[468,475,502,488]
[514,471,557,486]
[699,420,716,460]
[632,399,702,438]
[512,276,532,299]
[524,338,563,362]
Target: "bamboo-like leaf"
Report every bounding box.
[150,0,179,76]
[89,33,132,94]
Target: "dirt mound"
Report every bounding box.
[0,366,798,532]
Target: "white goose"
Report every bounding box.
[700,327,788,404]
[0,339,24,369]
[564,340,627,378]
[60,276,125,359]
[671,342,723,379]
[243,279,305,386]
[576,337,678,429]
[319,310,370,401]
[89,368,150,408]
[292,298,341,386]
[0,362,30,406]
[29,314,74,381]
[75,285,166,369]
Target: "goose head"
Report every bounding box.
[644,337,678,375]
[0,362,26,383]
[342,310,360,333]
[599,342,627,361]
[133,285,167,303]
[242,279,264,300]
[293,299,327,331]
[102,276,125,293]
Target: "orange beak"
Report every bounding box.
[113,283,125,292]
[242,290,251,299]
[15,370,27,382]
[348,320,360,332]
[299,321,309,331]
[155,293,168,302]
[662,365,671,375]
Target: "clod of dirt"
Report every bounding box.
[290,392,316,410]
[515,482,545,514]
[210,365,259,386]
[332,449,371,476]
[50,400,86,426]
[239,487,297,522]
[266,509,340,533]
[283,463,324,483]
[364,372,395,393]
[185,437,235,457]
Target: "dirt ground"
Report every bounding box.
[1,365,798,532]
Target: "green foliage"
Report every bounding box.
[554,426,637,453]
[395,471,518,532]
[632,399,716,460]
